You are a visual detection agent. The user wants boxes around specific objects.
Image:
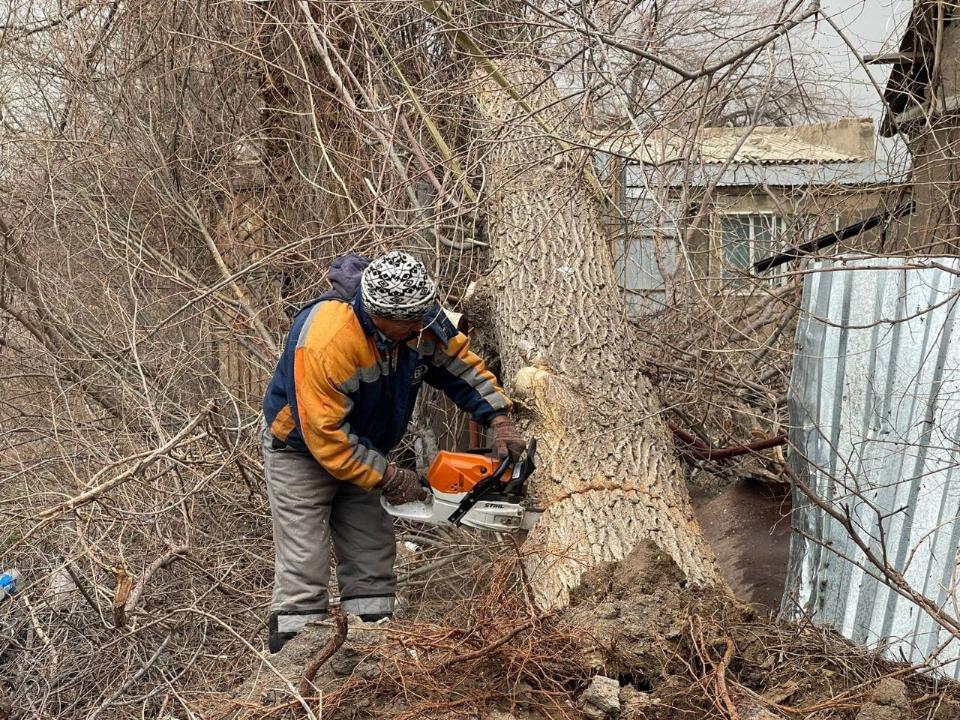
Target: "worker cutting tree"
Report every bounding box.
[261,251,527,652]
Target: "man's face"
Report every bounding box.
[370,314,424,342]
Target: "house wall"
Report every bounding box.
[612,181,885,314]
[935,16,960,101]
[895,16,960,252]
[901,127,960,252]
[612,146,886,312]
[681,185,885,292]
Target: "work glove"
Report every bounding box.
[489,415,526,462]
[380,465,428,505]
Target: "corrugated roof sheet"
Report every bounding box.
[698,126,867,164]
[783,256,960,676]
[625,160,888,189]
[591,118,876,165]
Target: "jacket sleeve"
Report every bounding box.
[424,331,512,426]
[294,346,387,490]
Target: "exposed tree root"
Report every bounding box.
[299,611,348,700]
[207,542,960,720]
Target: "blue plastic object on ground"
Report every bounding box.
[0,569,20,601]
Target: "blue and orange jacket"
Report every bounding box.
[263,293,511,490]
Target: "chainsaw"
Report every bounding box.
[381,438,541,532]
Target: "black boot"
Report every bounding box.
[268,613,297,653]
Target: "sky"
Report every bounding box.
[806,0,911,118]
[800,0,913,165]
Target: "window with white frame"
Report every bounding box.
[719,213,786,290]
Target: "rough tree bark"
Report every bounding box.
[472,66,724,607]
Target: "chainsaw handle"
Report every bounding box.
[489,456,511,483]
[447,456,514,526]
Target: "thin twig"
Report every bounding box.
[86,633,173,720]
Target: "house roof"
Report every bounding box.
[698,123,874,164]
[592,118,876,166]
[667,161,889,188]
[876,0,953,136]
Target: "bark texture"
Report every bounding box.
[473,66,723,607]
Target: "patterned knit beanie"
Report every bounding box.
[360,251,437,320]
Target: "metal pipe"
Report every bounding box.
[752,201,915,274]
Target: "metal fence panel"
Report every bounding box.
[783,256,960,675]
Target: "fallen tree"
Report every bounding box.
[469,63,723,606]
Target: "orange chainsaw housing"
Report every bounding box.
[426,451,503,494]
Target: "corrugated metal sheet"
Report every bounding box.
[594,119,875,165]
[699,127,868,164]
[783,256,960,676]
[625,160,887,189]
[698,161,889,187]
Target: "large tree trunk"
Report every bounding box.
[473,66,723,607]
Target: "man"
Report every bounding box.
[262,251,525,652]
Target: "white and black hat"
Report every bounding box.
[360,251,437,320]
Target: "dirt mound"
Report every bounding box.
[565,539,751,712]
[565,541,960,719]
[210,544,960,719]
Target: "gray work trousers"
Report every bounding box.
[262,430,397,644]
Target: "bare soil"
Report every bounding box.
[212,542,960,720]
[693,478,792,610]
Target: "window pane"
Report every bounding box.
[754,215,774,256]
[755,216,785,284]
[721,216,752,288]
[720,214,786,289]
